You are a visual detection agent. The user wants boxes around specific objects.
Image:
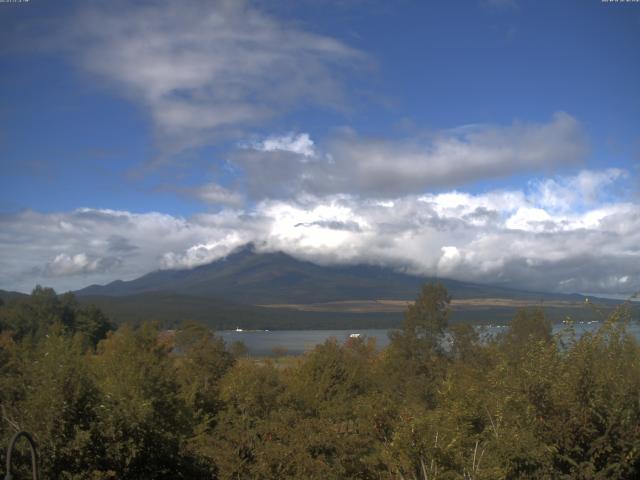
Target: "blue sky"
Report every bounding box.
[1,0,639,295]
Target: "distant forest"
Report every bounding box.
[1,284,639,479]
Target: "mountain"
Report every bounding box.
[64,246,634,328]
[0,289,28,304]
[76,244,584,305]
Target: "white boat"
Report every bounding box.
[349,333,361,338]
[235,327,243,332]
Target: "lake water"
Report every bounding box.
[217,321,640,356]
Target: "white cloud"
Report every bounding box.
[438,246,463,274]
[59,0,365,157]
[260,200,369,252]
[1,169,638,297]
[161,233,245,269]
[44,253,118,277]
[505,207,554,232]
[248,133,316,158]
[234,113,588,198]
[529,168,626,212]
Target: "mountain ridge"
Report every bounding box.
[3,247,626,329]
[76,244,589,304]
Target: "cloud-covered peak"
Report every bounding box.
[1,169,638,297]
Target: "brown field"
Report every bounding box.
[259,298,586,313]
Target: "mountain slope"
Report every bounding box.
[0,289,29,304]
[76,245,587,304]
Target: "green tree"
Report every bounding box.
[0,287,113,345]
[504,307,551,344]
[385,283,451,405]
[173,321,235,475]
[211,359,285,478]
[0,325,101,479]
[90,322,200,479]
[174,321,234,415]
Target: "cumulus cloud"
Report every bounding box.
[529,168,626,212]
[161,233,246,269]
[1,169,638,296]
[233,112,588,198]
[44,253,120,277]
[246,132,316,158]
[59,0,365,156]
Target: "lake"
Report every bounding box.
[217,321,640,356]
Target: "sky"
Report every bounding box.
[1,0,639,296]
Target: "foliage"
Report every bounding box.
[385,283,451,405]
[0,285,639,479]
[0,286,113,345]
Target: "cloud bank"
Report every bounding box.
[2,169,638,297]
[231,112,587,199]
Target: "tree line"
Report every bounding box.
[0,284,639,479]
